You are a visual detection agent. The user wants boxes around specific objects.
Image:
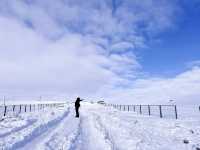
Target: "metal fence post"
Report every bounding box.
[159,105,163,118]
[4,105,7,116]
[148,105,151,116]
[128,105,129,111]
[139,105,142,114]
[25,105,26,112]
[174,105,178,119]
[13,105,15,112]
[19,105,21,113]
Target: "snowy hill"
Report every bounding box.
[0,102,200,150]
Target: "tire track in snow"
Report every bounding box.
[67,117,83,150]
[68,110,114,150]
[91,110,145,150]
[8,108,70,150]
[92,113,118,150]
[0,118,37,138]
[44,113,81,150]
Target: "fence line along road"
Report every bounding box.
[105,104,178,119]
[0,103,66,119]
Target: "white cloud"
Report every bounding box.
[0,16,135,99]
[103,67,200,105]
[186,60,200,68]
[0,0,191,104]
[110,42,134,52]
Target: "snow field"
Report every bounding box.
[0,102,199,150]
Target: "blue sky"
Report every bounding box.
[139,0,200,77]
[0,0,200,104]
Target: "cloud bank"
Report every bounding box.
[0,0,199,104]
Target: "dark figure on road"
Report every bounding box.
[75,97,82,118]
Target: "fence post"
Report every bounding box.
[133,105,135,112]
[148,105,151,116]
[139,105,142,114]
[124,105,125,111]
[159,105,163,118]
[174,105,178,119]
[128,105,129,111]
[25,105,27,112]
[19,105,21,113]
[30,105,31,112]
[13,105,15,112]
[3,105,7,116]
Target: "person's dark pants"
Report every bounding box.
[75,106,79,117]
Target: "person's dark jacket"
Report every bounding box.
[75,98,82,108]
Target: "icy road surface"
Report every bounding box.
[0,102,200,150]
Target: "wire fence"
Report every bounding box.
[0,103,65,120]
[104,104,200,119]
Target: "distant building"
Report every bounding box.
[97,100,105,104]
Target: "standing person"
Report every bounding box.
[75,97,82,118]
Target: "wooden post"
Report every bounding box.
[148,105,151,116]
[3,106,7,116]
[139,105,142,114]
[159,105,163,118]
[174,105,178,119]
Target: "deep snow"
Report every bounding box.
[0,102,199,150]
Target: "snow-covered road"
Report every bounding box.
[0,102,200,150]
